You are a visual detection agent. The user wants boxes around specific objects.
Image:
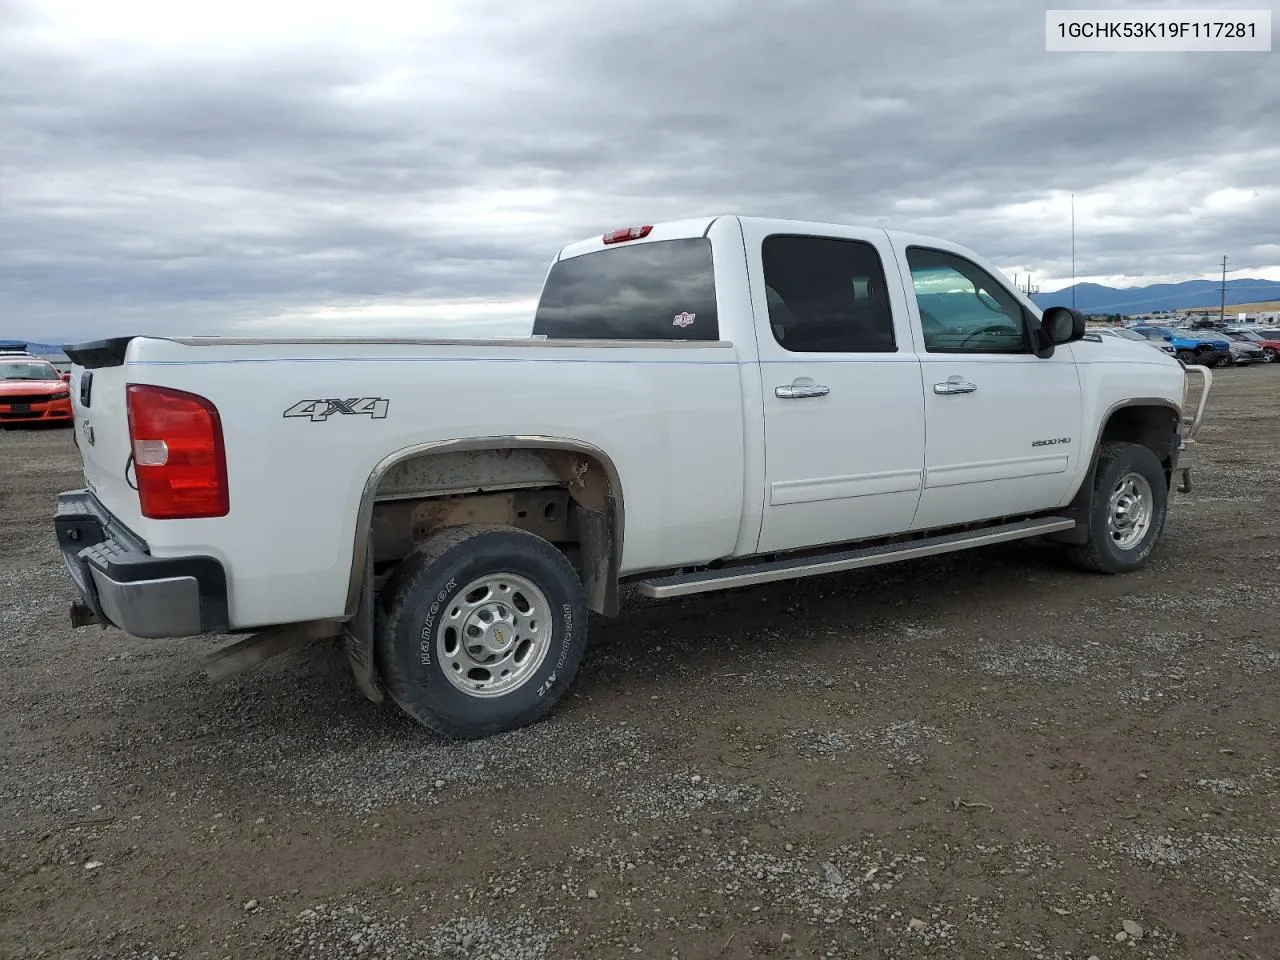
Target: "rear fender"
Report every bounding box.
[346,437,625,619]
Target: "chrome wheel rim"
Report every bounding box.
[435,573,552,698]
[1107,471,1154,551]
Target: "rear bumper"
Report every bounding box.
[54,490,229,638]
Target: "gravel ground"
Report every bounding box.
[1,366,1278,960]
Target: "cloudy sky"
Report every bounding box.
[2,0,1277,340]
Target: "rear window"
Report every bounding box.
[532,237,719,340]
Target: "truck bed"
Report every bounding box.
[67,333,750,628]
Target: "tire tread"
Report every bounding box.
[376,523,586,740]
[1066,440,1167,574]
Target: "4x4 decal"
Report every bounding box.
[283,398,389,422]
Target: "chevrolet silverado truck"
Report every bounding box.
[54,215,1214,739]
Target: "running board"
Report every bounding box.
[634,517,1077,599]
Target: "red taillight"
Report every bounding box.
[602,225,653,244]
[125,384,229,519]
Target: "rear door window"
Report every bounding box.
[760,235,897,353]
[533,237,719,340]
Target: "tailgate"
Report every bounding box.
[65,338,146,532]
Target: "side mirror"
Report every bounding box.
[60,371,72,382]
[1041,306,1087,345]
[1029,306,1086,358]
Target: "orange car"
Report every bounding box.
[0,354,74,426]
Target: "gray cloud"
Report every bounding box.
[2,0,1278,340]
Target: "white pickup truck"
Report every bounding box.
[55,215,1213,739]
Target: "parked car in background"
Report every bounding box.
[0,352,73,426]
[1227,329,1280,363]
[1087,325,1176,356]
[1131,325,1231,367]
[1222,332,1266,365]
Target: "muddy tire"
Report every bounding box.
[1066,441,1169,574]
[376,523,588,740]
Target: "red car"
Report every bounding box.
[1238,329,1280,363]
[0,353,74,426]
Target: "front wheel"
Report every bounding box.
[1066,441,1169,574]
[1262,348,1276,363]
[376,524,589,740]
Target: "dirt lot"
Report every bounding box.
[2,367,1277,960]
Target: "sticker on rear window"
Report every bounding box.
[672,312,695,328]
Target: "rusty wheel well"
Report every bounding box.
[362,444,622,617]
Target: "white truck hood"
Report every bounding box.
[1079,334,1176,363]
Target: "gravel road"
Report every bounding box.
[2,367,1277,960]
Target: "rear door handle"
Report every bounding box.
[933,376,977,395]
[776,382,830,399]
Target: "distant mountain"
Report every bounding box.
[1031,278,1280,315]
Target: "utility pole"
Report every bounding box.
[1219,256,1228,326]
[1071,193,1076,309]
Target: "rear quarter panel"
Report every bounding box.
[124,336,747,629]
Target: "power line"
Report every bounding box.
[1071,194,1076,309]
[1219,256,1228,325]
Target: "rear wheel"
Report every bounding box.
[376,523,588,740]
[1066,441,1169,574]
[1263,347,1276,363]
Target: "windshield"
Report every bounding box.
[1110,328,1146,341]
[0,361,59,381]
[1137,329,1166,341]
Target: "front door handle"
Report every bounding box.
[933,376,977,395]
[776,381,830,399]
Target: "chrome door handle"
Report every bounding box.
[776,383,830,399]
[933,377,977,395]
